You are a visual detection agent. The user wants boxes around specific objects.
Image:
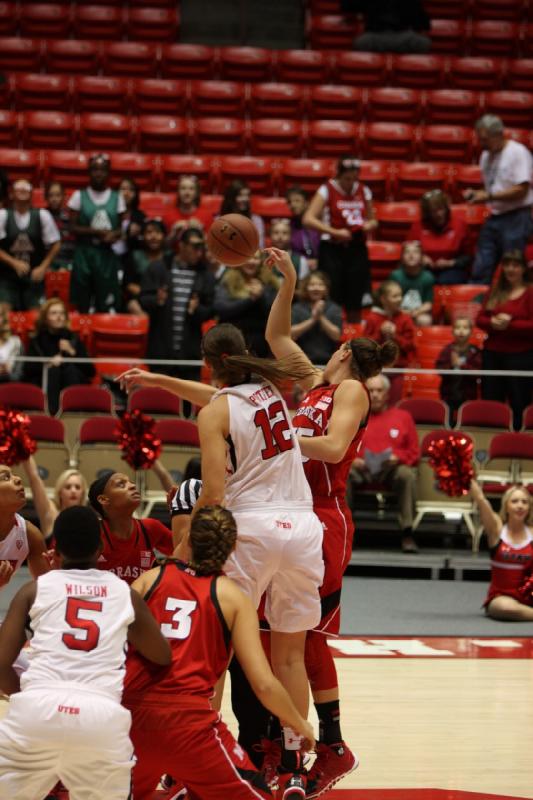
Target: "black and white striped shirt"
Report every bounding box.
[170,479,202,517]
[171,266,196,353]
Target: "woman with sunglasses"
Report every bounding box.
[303,157,377,322]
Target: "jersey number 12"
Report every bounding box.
[254,400,293,460]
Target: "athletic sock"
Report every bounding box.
[315,700,342,746]
[280,727,304,772]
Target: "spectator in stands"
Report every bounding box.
[409,190,472,285]
[470,480,533,621]
[123,218,171,316]
[113,178,146,262]
[344,0,431,54]
[23,298,95,415]
[213,250,279,357]
[166,175,214,246]
[68,154,125,313]
[290,271,342,365]
[348,373,420,552]
[364,279,417,404]
[286,186,320,269]
[476,250,533,431]
[269,218,310,280]
[465,115,533,285]
[140,227,215,381]
[436,317,482,418]
[219,180,265,249]
[304,156,377,322]
[46,182,76,273]
[0,179,61,311]
[0,303,23,382]
[390,241,434,327]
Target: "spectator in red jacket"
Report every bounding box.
[436,317,482,418]
[348,373,420,552]
[409,190,472,285]
[364,279,417,404]
[476,250,533,430]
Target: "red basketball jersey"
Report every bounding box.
[124,560,231,700]
[485,526,533,605]
[325,179,369,233]
[97,518,173,585]
[292,382,369,499]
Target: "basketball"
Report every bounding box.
[206,214,260,267]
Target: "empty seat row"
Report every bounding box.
[1,38,533,89]
[0,4,179,41]
[5,76,533,127]
[311,0,531,20]
[5,112,530,162]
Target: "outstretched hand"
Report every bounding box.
[263,247,297,282]
[116,367,155,394]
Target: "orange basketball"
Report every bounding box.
[207,214,260,267]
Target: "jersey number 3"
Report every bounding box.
[62,597,103,652]
[161,598,198,640]
[254,400,293,460]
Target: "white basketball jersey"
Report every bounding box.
[214,381,312,512]
[22,568,134,701]
[0,513,28,576]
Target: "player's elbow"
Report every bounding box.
[250,675,278,702]
[153,640,172,666]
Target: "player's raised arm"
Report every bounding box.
[192,400,228,514]
[128,589,172,666]
[117,367,216,408]
[0,582,36,695]
[26,521,52,577]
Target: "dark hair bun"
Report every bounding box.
[379,341,399,368]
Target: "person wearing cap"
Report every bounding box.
[0,180,61,311]
[476,250,533,430]
[68,154,126,312]
[88,471,173,584]
[303,157,377,322]
[123,218,172,316]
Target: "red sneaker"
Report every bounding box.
[257,737,281,791]
[277,771,307,800]
[305,742,359,798]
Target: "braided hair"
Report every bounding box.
[347,337,398,381]
[189,505,237,576]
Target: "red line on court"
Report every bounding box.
[328,636,533,658]
[328,791,530,799]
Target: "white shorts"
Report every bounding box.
[226,508,324,633]
[0,686,134,800]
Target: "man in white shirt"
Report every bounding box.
[464,115,533,284]
[0,180,61,310]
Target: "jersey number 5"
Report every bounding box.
[62,597,103,652]
[254,400,294,460]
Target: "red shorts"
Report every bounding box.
[313,499,354,635]
[125,695,271,800]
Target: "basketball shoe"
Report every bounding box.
[305,742,358,798]
[277,771,307,800]
[256,737,281,790]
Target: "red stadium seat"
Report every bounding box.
[0,382,46,412]
[505,126,531,147]
[73,5,124,40]
[19,3,70,38]
[362,123,416,160]
[249,83,306,119]
[309,0,342,11]
[522,405,533,431]
[484,90,533,127]
[373,202,420,242]
[418,125,473,163]
[278,157,333,194]
[159,154,215,193]
[60,385,113,416]
[450,163,484,202]
[22,111,76,150]
[28,415,66,443]
[126,6,179,41]
[14,73,71,112]
[218,156,277,195]
[390,54,445,89]
[0,110,17,147]
[128,0,176,5]
[309,15,358,50]
[78,416,120,444]
[435,284,490,323]
[402,373,442,400]
[219,47,272,81]
[128,387,182,417]
[74,76,130,114]
[101,41,158,78]
[160,43,216,79]
[429,19,466,53]
[0,148,40,184]
[189,80,246,117]
[471,0,527,21]
[447,56,501,91]
[139,191,175,217]
[521,25,533,58]
[249,118,303,156]
[44,38,101,75]
[397,397,450,427]
[425,89,480,126]
[109,152,157,191]
[131,78,186,116]
[394,162,449,201]
[457,399,512,430]
[45,269,71,305]
[365,87,422,124]
[90,314,148,359]
[332,51,388,87]
[0,37,42,72]
[43,150,88,189]
[309,85,364,121]
[155,418,200,448]
[192,117,246,155]
[423,0,464,18]
[360,160,391,201]
[506,59,533,92]
[0,3,18,36]
[471,21,519,57]
[306,120,358,157]
[367,240,402,279]
[454,203,491,239]
[275,50,329,84]
[252,196,290,222]
[137,115,188,155]
[79,112,132,152]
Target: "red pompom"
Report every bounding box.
[517,565,533,607]
[115,410,161,471]
[427,434,474,497]
[0,409,37,466]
